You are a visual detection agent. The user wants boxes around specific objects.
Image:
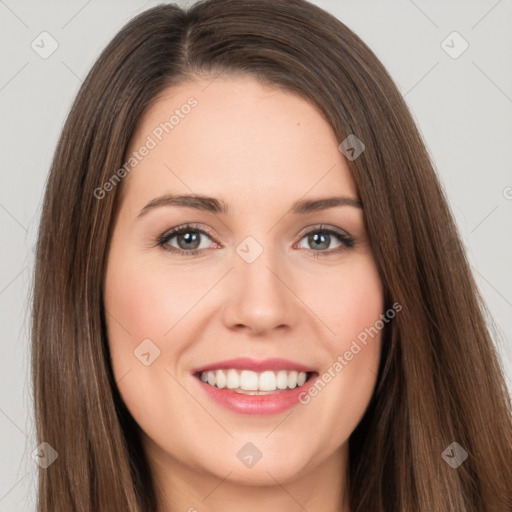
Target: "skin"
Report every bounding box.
[103,74,384,512]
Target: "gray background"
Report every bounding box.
[1,0,511,509]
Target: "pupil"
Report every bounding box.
[310,232,329,250]
[178,232,200,250]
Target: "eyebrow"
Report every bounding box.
[137,193,362,218]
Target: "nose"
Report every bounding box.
[221,245,298,336]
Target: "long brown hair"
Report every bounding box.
[32,0,512,510]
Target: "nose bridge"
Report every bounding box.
[223,234,295,333]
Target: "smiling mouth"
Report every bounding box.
[195,369,316,395]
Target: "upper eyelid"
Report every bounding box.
[157,224,217,246]
[296,224,352,239]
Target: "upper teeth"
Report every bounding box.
[200,369,308,392]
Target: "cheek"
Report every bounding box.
[301,252,384,346]
[293,253,384,444]
[103,245,229,420]
[103,253,195,433]
[325,253,384,395]
[104,253,213,346]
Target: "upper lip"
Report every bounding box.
[192,357,316,374]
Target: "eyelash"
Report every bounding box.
[155,223,355,257]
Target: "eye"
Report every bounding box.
[156,224,218,255]
[296,225,355,255]
[156,223,355,257]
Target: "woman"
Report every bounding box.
[31,0,512,510]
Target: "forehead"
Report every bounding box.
[121,74,358,211]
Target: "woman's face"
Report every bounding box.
[104,74,384,496]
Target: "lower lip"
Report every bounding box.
[194,374,318,415]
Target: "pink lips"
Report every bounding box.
[192,357,318,416]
